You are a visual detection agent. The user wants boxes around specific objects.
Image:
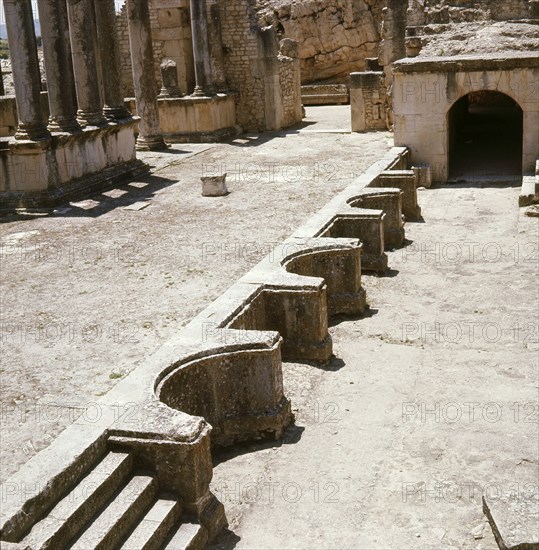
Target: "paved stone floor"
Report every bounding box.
[209,183,538,549]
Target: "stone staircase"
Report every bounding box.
[8,451,206,550]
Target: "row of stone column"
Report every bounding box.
[2,0,165,150]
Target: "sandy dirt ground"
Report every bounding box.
[208,182,539,549]
[0,106,391,481]
[1,106,537,550]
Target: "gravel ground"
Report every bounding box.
[0,106,392,481]
[209,182,539,550]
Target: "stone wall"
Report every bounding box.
[117,0,194,98]
[392,53,539,182]
[350,72,387,132]
[255,0,384,83]
[278,42,303,130]
[218,0,302,132]
[219,0,266,131]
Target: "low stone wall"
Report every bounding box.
[302,83,350,105]
[0,146,417,548]
[126,92,239,143]
[0,120,147,208]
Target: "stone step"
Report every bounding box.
[69,474,158,550]
[120,495,182,550]
[23,451,133,550]
[163,522,208,550]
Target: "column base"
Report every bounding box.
[15,122,51,141]
[190,86,209,98]
[77,110,108,128]
[48,117,81,134]
[103,106,133,122]
[136,135,168,151]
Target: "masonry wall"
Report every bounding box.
[218,0,266,131]
[116,0,301,132]
[392,60,539,182]
[278,54,302,129]
[117,0,194,98]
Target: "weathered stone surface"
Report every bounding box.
[255,0,383,82]
[393,54,539,182]
[126,0,167,150]
[483,492,539,550]
[3,0,50,140]
[159,58,182,98]
[201,173,229,196]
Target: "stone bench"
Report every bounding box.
[372,170,422,221]
[0,146,414,550]
[348,188,405,249]
[316,210,388,274]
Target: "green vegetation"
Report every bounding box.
[0,39,9,60]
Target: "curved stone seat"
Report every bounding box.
[156,342,292,447]
[282,241,367,317]
[372,170,422,221]
[348,188,406,249]
[315,211,388,274]
[0,147,415,550]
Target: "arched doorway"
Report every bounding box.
[448,91,523,181]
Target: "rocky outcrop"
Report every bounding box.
[254,0,384,83]
[408,0,537,26]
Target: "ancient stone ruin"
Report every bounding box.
[0,0,537,549]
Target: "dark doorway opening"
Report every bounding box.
[448,91,523,181]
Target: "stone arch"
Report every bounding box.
[446,90,524,180]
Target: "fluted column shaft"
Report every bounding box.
[126,0,166,150]
[37,0,80,132]
[3,0,50,140]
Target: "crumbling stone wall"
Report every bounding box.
[278,44,302,129]
[255,0,384,83]
[218,0,301,132]
[219,0,266,131]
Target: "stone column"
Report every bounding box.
[126,0,166,150]
[0,64,4,96]
[2,0,50,140]
[206,0,226,91]
[379,0,407,79]
[66,0,107,127]
[94,0,131,121]
[190,0,213,96]
[37,0,80,132]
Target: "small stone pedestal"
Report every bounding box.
[201,173,228,196]
[412,165,432,188]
